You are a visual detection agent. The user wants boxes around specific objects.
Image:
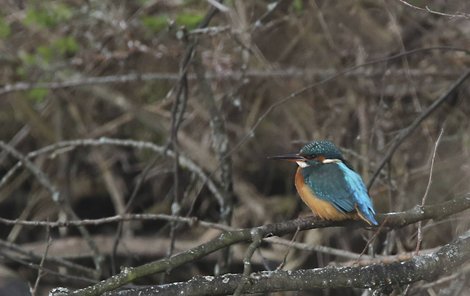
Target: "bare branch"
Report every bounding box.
[106,230,470,295]
[416,128,444,254]
[226,48,470,160]
[0,141,104,273]
[368,69,470,188]
[0,239,96,277]
[397,0,470,19]
[233,229,262,296]
[0,138,226,210]
[0,141,59,201]
[31,228,51,296]
[0,66,466,97]
[0,213,230,230]
[61,196,470,296]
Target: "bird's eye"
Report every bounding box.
[306,154,316,160]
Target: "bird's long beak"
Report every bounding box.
[268,153,304,162]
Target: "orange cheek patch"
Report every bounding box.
[314,156,325,162]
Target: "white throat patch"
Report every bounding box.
[296,161,309,168]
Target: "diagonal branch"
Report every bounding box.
[59,196,470,296]
[367,69,470,189]
[107,230,470,295]
[0,141,104,275]
[0,138,226,210]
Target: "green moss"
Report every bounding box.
[175,12,204,29]
[37,45,54,62]
[0,17,11,38]
[52,36,79,55]
[141,15,169,32]
[24,3,73,29]
[292,0,304,13]
[27,88,49,102]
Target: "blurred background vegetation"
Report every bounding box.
[0,0,469,295]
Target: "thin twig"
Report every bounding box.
[111,155,160,274]
[268,236,373,260]
[397,0,470,19]
[226,50,470,164]
[0,138,226,210]
[0,141,60,201]
[31,227,51,296]
[416,128,444,254]
[0,141,104,273]
[356,218,389,262]
[0,214,376,261]
[252,0,288,27]
[368,69,470,189]
[0,251,96,285]
[165,1,223,259]
[0,238,97,277]
[193,50,235,273]
[233,229,263,296]
[0,66,465,97]
[275,227,300,271]
[0,213,226,229]
[166,33,189,257]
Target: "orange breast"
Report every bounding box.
[294,167,354,221]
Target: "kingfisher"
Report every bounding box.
[270,140,378,226]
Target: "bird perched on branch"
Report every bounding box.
[270,140,378,225]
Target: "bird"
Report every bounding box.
[270,140,378,225]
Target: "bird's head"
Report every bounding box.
[269,140,344,168]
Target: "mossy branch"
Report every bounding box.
[106,230,470,295]
[57,196,469,296]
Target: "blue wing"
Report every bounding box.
[301,162,377,225]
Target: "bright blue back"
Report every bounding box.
[301,162,378,225]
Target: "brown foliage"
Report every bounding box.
[0,1,469,295]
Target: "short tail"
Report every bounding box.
[355,204,378,226]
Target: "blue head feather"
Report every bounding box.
[300,140,343,160]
